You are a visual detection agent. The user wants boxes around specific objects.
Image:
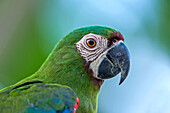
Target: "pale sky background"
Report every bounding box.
[98,37,170,113]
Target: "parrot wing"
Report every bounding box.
[0,81,79,113]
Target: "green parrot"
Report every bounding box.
[0,26,130,113]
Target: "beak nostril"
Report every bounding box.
[113,39,118,44]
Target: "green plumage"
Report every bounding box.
[0,83,77,113]
[0,26,116,113]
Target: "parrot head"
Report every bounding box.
[59,26,130,85]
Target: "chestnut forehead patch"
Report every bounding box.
[108,31,124,47]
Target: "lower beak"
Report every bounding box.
[97,42,130,85]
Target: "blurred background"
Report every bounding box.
[0,0,170,113]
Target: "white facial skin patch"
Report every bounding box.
[89,50,109,78]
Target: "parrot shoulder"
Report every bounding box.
[0,82,79,113]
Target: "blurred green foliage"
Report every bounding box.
[0,1,58,86]
[159,0,170,54]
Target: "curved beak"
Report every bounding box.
[97,42,130,85]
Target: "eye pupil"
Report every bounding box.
[89,40,94,45]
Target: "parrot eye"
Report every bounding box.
[86,39,96,48]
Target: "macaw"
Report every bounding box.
[0,26,130,113]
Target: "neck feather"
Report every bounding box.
[30,44,103,112]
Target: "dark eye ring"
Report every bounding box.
[86,39,96,48]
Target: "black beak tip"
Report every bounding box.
[119,77,126,85]
[119,81,123,85]
[119,64,130,85]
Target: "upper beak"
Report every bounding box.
[97,42,130,85]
